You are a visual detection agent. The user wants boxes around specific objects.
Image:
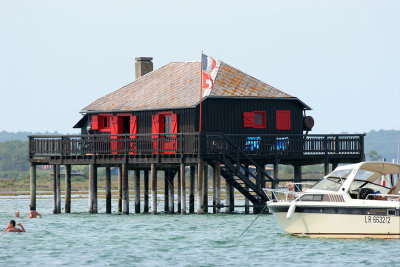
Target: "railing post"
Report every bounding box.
[125,134,128,156]
[180,133,183,158]
[360,134,365,161]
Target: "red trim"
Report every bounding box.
[243,112,255,127]
[91,115,99,130]
[253,111,266,129]
[276,110,291,130]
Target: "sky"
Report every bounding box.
[0,0,399,134]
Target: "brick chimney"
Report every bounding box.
[135,57,153,79]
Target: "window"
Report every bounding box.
[276,110,291,130]
[243,111,266,128]
[164,115,172,134]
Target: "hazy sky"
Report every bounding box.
[1,0,399,134]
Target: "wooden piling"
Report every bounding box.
[177,168,182,212]
[168,169,175,214]
[212,165,216,213]
[29,163,36,211]
[144,170,149,213]
[53,165,57,214]
[151,164,157,215]
[189,166,195,213]
[88,164,98,213]
[229,181,234,213]
[118,165,122,213]
[225,177,231,214]
[294,165,302,191]
[180,163,186,214]
[121,163,129,214]
[203,164,208,213]
[65,165,71,213]
[324,161,330,175]
[105,166,111,214]
[215,161,221,214]
[164,170,169,212]
[244,164,249,214]
[197,161,204,214]
[134,170,140,213]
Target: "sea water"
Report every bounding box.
[0,197,399,266]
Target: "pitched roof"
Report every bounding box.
[83,61,307,112]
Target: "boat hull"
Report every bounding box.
[270,205,400,238]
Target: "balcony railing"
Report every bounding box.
[29,133,364,158]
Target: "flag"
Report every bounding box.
[202,54,217,71]
[202,72,213,89]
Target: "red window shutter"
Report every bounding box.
[91,115,99,130]
[130,115,137,134]
[152,114,160,134]
[111,116,119,134]
[276,110,291,130]
[171,113,178,133]
[243,112,255,127]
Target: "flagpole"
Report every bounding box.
[199,50,203,133]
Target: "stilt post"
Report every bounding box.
[65,165,71,213]
[215,161,221,214]
[118,165,122,213]
[189,166,195,213]
[151,164,157,215]
[105,166,111,214]
[177,168,182,213]
[197,161,204,214]
[144,170,149,213]
[180,163,186,214]
[168,169,175,214]
[134,170,140,213]
[203,164,208,213]
[164,170,169,212]
[29,163,36,211]
[88,164,98,213]
[121,163,129,214]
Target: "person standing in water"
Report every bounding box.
[3,220,25,233]
[15,211,24,219]
[29,206,42,218]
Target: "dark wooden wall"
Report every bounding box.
[84,98,306,135]
[201,98,305,134]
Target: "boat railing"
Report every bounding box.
[264,182,314,202]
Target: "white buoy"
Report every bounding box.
[287,202,296,219]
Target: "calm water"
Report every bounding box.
[1,197,399,266]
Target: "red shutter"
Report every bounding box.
[111,116,119,134]
[152,114,160,134]
[91,115,99,130]
[171,113,178,133]
[276,110,291,130]
[243,112,255,127]
[130,115,137,134]
[152,114,160,154]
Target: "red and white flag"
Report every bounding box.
[202,72,213,89]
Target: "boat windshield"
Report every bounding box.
[349,180,390,194]
[310,169,353,192]
[354,169,375,180]
[311,177,343,192]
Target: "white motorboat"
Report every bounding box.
[268,162,400,238]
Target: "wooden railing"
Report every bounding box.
[29,133,364,158]
[205,134,365,156]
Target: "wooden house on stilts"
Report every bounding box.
[28,56,365,214]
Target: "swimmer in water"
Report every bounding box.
[3,220,25,233]
[15,211,24,219]
[29,206,42,219]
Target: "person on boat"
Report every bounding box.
[15,211,24,219]
[29,206,42,219]
[3,220,25,233]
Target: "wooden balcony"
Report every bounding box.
[28,133,365,165]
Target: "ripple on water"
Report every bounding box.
[1,199,400,266]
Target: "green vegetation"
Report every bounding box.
[0,130,399,191]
